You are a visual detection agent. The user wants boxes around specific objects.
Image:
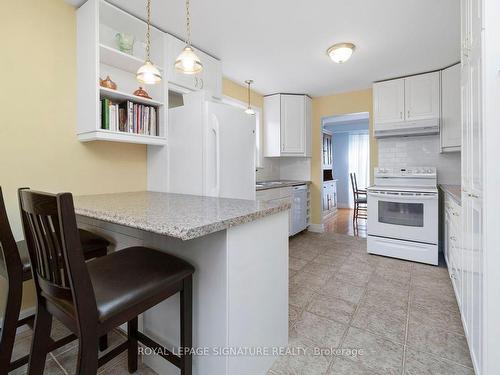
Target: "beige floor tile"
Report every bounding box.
[403,348,475,375]
[326,356,383,375]
[289,286,316,309]
[307,293,357,325]
[361,287,408,316]
[407,320,473,368]
[341,327,404,375]
[313,253,347,267]
[289,256,309,271]
[334,268,372,287]
[351,302,407,344]
[409,298,464,334]
[300,261,336,278]
[320,277,366,304]
[292,311,347,348]
[290,270,330,292]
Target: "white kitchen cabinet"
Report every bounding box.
[441,63,461,152]
[404,71,441,121]
[373,72,440,136]
[263,94,312,157]
[322,131,333,169]
[459,0,484,372]
[373,78,405,124]
[322,180,337,215]
[165,35,222,98]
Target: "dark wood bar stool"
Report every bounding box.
[18,189,195,375]
[0,187,111,374]
[350,172,367,223]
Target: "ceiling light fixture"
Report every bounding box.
[244,80,256,115]
[175,0,203,74]
[327,42,356,64]
[137,0,162,84]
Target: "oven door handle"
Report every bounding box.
[368,192,437,200]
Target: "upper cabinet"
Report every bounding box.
[373,78,405,124]
[373,71,441,137]
[76,0,222,146]
[441,63,461,152]
[263,94,312,157]
[165,35,222,99]
[404,72,441,121]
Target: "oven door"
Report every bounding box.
[367,190,438,244]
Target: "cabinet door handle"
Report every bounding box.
[200,78,204,89]
[194,77,199,88]
[400,111,403,119]
[407,110,410,118]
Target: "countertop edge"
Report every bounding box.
[256,180,311,191]
[439,184,462,206]
[75,201,291,241]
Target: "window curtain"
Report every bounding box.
[348,132,370,208]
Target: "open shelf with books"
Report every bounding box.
[77,0,167,146]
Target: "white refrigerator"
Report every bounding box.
[164,91,256,200]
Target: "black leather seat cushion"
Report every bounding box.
[355,197,367,204]
[0,229,110,281]
[86,247,195,322]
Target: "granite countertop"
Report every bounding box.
[74,191,290,241]
[256,180,311,191]
[440,184,461,205]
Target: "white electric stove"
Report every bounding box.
[367,167,438,265]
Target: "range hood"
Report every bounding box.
[374,118,440,138]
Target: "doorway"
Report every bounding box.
[321,112,370,237]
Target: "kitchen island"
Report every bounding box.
[74,191,290,375]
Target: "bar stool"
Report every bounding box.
[0,187,110,374]
[18,189,194,375]
[350,172,367,223]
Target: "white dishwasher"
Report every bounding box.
[290,185,308,236]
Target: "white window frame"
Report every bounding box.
[221,95,263,169]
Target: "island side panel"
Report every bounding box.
[226,210,289,375]
[76,216,230,375]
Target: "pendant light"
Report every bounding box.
[137,0,162,84]
[244,80,256,115]
[175,0,203,74]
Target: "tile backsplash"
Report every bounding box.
[377,135,461,184]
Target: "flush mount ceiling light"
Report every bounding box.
[175,0,203,74]
[137,0,162,84]
[327,42,356,64]
[244,80,256,115]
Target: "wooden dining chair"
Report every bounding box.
[350,173,367,223]
[0,187,110,374]
[18,188,195,375]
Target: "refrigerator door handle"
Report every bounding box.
[211,114,221,196]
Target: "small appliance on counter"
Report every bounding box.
[367,167,438,265]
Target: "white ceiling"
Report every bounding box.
[68,0,460,97]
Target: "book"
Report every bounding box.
[101,98,110,130]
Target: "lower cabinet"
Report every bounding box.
[322,180,337,215]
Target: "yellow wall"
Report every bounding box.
[0,0,147,314]
[311,89,377,225]
[222,78,264,107]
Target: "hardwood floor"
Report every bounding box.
[323,208,367,238]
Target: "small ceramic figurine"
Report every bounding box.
[100,76,117,90]
[133,87,152,99]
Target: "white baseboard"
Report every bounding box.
[0,306,35,334]
[308,224,324,233]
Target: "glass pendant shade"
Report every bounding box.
[136,60,162,84]
[327,43,355,64]
[175,46,203,74]
[244,107,256,115]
